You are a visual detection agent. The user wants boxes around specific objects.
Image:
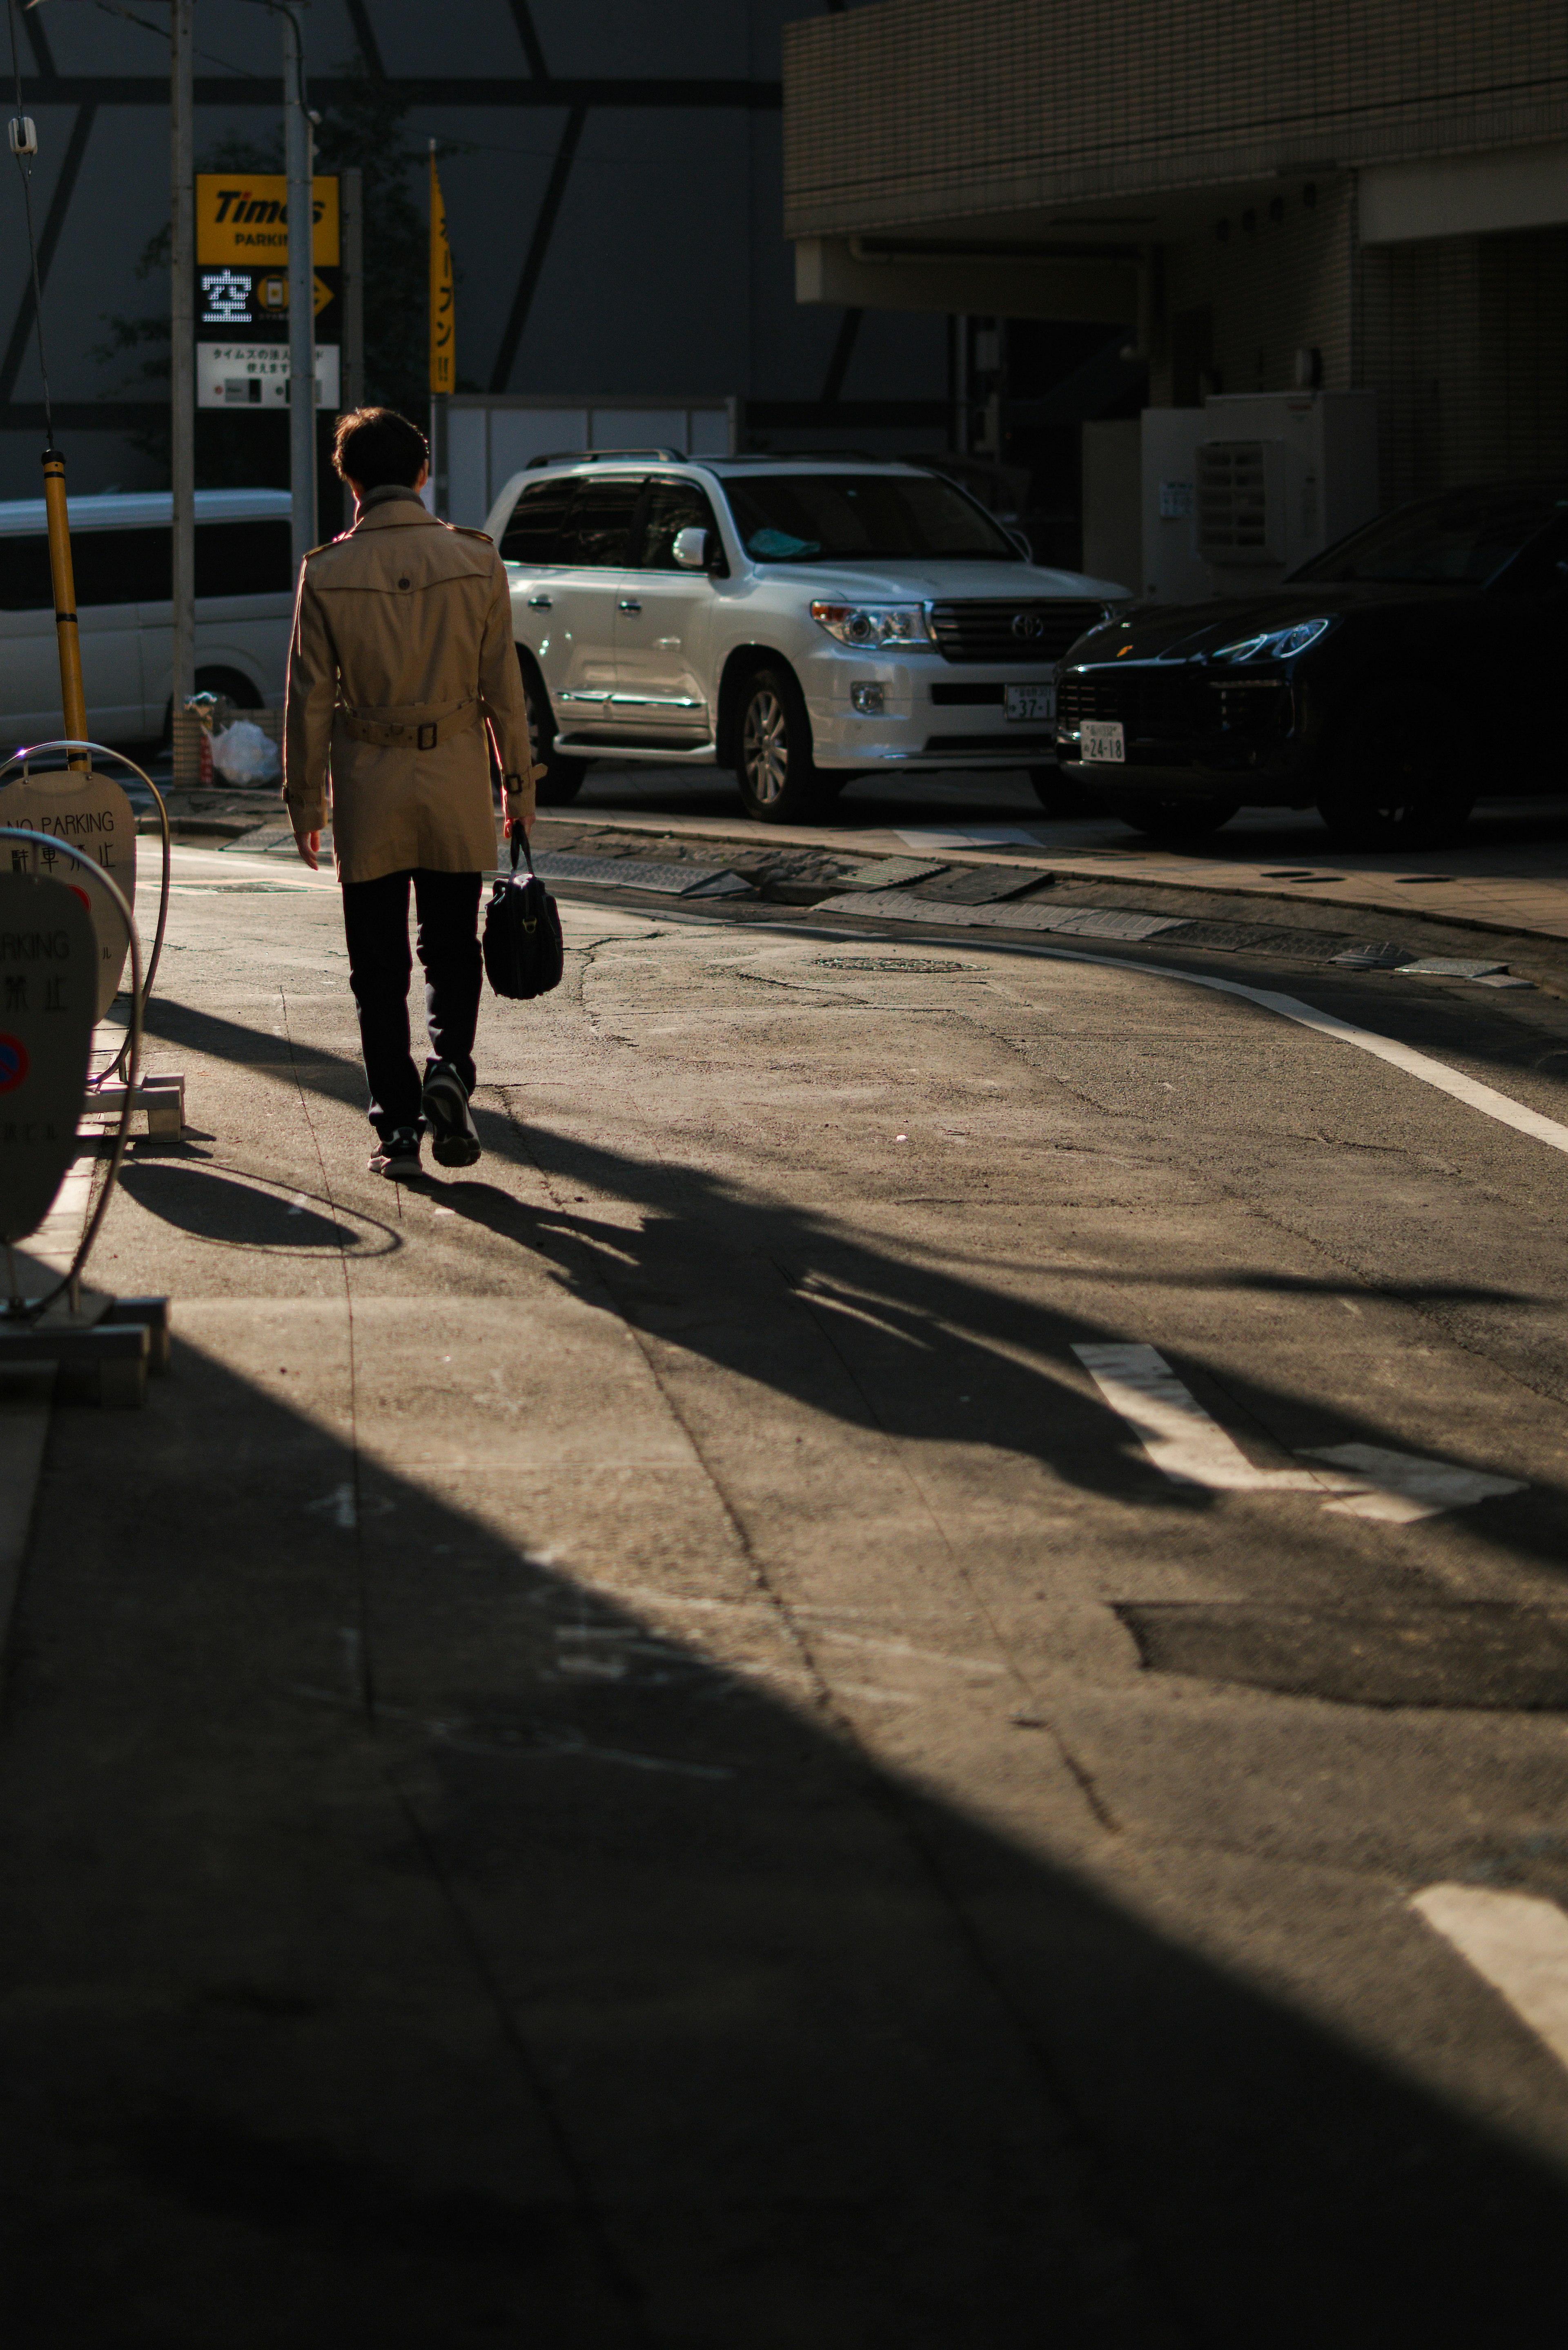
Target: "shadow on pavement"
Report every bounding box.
[1,1330,1566,2345]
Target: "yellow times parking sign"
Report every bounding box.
[196,173,339,265]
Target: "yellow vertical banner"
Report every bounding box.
[429,145,454,395]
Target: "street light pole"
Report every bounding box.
[169,0,194,725]
[280,7,316,577]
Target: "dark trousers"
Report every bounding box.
[341,867,483,1137]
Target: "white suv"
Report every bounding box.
[483,454,1129,823]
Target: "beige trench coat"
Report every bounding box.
[282,485,535,885]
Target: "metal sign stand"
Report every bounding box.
[0,832,167,1407]
[0,739,182,1137]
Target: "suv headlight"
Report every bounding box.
[810,601,931,648]
[1214,617,1334,662]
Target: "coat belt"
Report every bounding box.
[336,696,481,751]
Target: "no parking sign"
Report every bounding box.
[0,868,96,1244]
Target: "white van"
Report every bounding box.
[0,486,296,753]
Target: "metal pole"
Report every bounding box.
[169,0,194,724]
[341,165,363,406]
[40,451,87,768]
[340,164,363,530]
[281,9,316,576]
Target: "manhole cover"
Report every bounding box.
[812,956,977,972]
[1118,1603,1568,1712]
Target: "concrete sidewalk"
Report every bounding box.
[2,867,1568,2341]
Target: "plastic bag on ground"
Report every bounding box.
[209,720,280,786]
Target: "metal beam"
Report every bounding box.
[489,104,585,394]
[820,307,862,404]
[342,1,386,80]
[13,76,781,109]
[19,6,56,76]
[0,104,97,404]
[508,1,550,80]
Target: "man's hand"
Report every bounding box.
[503,795,534,843]
[293,826,320,872]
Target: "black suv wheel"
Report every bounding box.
[1102,789,1239,841]
[1317,687,1474,848]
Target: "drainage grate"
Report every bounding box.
[812,956,977,973]
[1118,1603,1568,1712]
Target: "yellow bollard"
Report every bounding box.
[41,446,89,772]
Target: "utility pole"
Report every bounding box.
[169,0,194,724]
[340,164,363,530]
[280,7,316,577]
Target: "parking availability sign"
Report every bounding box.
[195,173,341,410]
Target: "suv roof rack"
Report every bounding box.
[717,448,899,464]
[526,446,684,468]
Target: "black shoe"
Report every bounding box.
[369,1126,422,1182]
[422,1060,481,1167]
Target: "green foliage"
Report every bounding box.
[95,56,430,486]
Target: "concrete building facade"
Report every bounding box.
[782,0,1568,559]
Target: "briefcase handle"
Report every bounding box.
[508,821,534,875]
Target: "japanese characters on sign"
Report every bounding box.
[194,174,341,412]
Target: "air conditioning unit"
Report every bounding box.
[1197,391,1378,593]
[1082,390,1379,606]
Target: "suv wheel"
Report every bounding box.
[517,654,586,807]
[735,665,825,823]
[1317,688,1473,847]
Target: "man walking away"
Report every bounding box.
[283,406,536,1180]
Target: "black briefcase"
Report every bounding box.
[482,827,564,1000]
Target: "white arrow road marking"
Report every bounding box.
[1412,1884,1568,2076]
[305,1482,357,1530]
[1074,1344,1525,1521]
[1073,1343,1320,1490]
[1301,1442,1526,1524]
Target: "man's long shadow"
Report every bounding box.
[142,993,1568,1586]
[7,1324,1568,2344]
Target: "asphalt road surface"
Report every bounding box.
[3,839,1568,2345]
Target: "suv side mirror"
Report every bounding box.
[672,525,710,570]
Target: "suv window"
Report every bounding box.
[556,478,641,568]
[633,478,722,570]
[722,473,1015,563]
[499,476,577,566]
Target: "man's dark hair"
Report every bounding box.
[332,406,430,491]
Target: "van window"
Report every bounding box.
[0,536,56,612]
[72,527,172,605]
[499,477,577,566]
[195,518,292,597]
[555,478,641,568]
[0,516,291,613]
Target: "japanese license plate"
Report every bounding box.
[1006,683,1055,722]
[1080,719,1126,765]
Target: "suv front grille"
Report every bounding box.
[1057,669,1200,733]
[930,599,1103,664]
[1058,668,1292,748]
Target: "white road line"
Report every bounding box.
[1412,1883,1568,2076]
[801,916,1568,1159]
[1074,1342,1525,1519]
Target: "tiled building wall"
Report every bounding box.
[1361,227,1568,502]
[1153,179,1357,406]
[784,0,1568,234]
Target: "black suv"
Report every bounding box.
[1055,481,1568,846]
